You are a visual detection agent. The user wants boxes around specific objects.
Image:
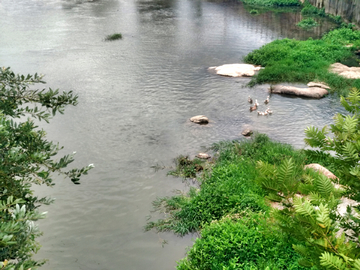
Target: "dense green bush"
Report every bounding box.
[146,134,317,235]
[297,18,319,29]
[177,212,306,270]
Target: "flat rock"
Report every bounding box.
[241,128,253,137]
[304,163,338,180]
[270,85,328,99]
[329,63,360,79]
[196,153,211,159]
[307,81,331,90]
[208,64,261,77]
[190,115,209,124]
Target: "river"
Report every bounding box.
[0,0,343,269]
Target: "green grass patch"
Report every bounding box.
[177,212,306,270]
[104,33,122,41]
[244,27,360,95]
[297,18,318,29]
[146,134,321,236]
[167,155,206,179]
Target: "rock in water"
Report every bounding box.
[241,128,253,137]
[190,115,209,124]
[270,85,328,99]
[196,153,211,159]
[208,64,261,77]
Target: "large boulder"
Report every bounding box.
[208,64,261,77]
[329,63,360,79]
[270,85,328,99]
[190,115,209,124]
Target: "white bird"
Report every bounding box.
[265,108,273,114]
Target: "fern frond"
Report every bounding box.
[353,259,360,269]
[313,174,334,199]
[316,203,331,230]
[305,126,328,147]
[277,158,295,187]
[320,252,347,270]
[294,197,314,217]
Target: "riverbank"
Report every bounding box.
[146,133,335,269]
[244,26,360,96]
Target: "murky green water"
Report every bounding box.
[0,0,342,269]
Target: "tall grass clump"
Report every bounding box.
[244,27,360,95]
[146,134,317,236]
[177,212,306,270]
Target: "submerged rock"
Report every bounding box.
[270,85,328,99]
[241,128,253,137]
[329,63,360,79]
[190,115,209,124]
[196,153,211,159]
[208,64,261,77]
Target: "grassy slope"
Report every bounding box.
[244,27,360,96]
[147,134,332,269]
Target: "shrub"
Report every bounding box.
[177,212,306,270]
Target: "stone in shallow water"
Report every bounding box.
[196,153,211,159]
[270,85,328,99]
[208,64,261,77]
[241,128,253,137]
[190,115,209,124]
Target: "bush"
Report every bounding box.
[177,212,306,270]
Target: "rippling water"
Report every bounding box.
[0,0,343,269]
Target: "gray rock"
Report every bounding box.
[270,85,328,99]
[190,115,209,124]
[241,128,253,137]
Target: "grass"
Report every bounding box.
[146,133,337,269]
[145,134,321,235]
[104,33,122,41]
[297,18,318,29]
[145,133,336,269]
[244,27,360,96]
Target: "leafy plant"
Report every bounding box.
[297,18,319,29]
[177,212,306,270]
[0,67,93,269]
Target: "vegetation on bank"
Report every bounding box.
[244,26,360,96]
[146,88,360,269]
[239,0,300,7]
[0,67,93,269]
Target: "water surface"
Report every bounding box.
[0,0,342,269]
